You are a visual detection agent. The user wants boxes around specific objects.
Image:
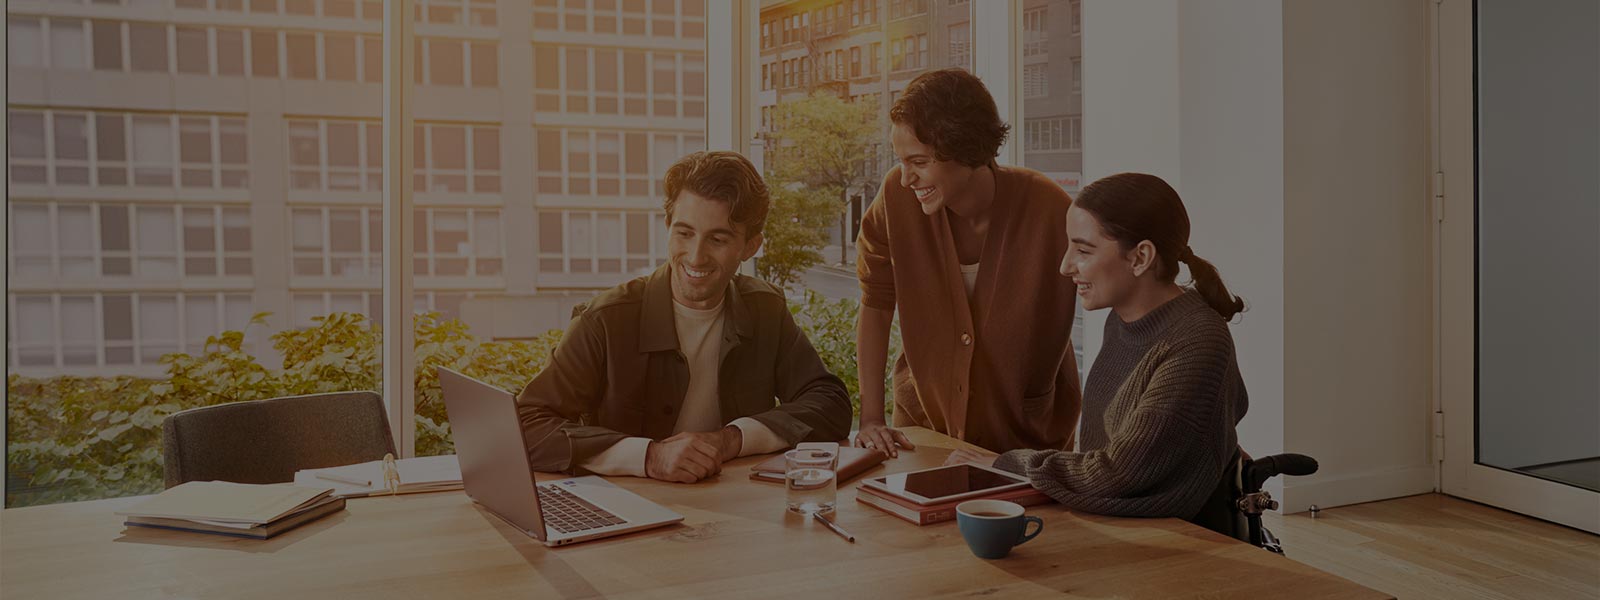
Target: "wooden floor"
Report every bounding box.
[1263,493,1599,600]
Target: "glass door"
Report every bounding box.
[1437,0,1599,533]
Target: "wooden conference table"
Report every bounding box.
[0,427,1389,599]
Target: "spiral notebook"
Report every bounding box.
[292,455,463,498]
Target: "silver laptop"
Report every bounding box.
[437,367,683,547]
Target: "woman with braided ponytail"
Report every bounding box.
[946,172,1250,522]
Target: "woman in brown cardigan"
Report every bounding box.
[854,68,1082,456]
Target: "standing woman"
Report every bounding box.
[947,173,1250,521]
[854,68,1082,456]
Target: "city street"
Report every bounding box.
[797,264,861,301]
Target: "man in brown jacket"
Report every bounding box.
[517,151,851,484]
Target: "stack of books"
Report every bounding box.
[855,484,1052,525]
[118,481,345,539]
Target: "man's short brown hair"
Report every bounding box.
[662,151,770,237]
[888,68,1010,168]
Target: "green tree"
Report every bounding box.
[758,185,841,289]
[758,92,883,285]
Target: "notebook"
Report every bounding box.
[292,455,463,498]
[124,496,347,539]
[749,446,889,485]
[117,481,334,524]
[855,484,1050,526]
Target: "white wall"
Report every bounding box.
[1281,0,1434,511]
[1177,0,1285,478]
[1084,0,1434,513]
[1079,0,1182,384]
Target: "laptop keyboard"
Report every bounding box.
[538,484,628,534]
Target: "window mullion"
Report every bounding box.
[382,0,418,457]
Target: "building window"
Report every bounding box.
[534,46,705,119]
[533,0,706,40]
[1024,63,1048,99]
[947,24,970,70]
[413,123,501,194]
[286,118,384,192]
[416,0,498,26]
[10,292,256,369]
[413,208,503,278]
[850,46,862,78]
[10,200,252,281]
[291,291,382,330]
[8,109,247,190]
[180,205,254,277]
[10,19,381,81]
[890,0,927,20]
[416,38,498,88]
[1072,57,1082,92]
[1024,7,1049,58]
[536,128,703,199]
[538,210,667,275]
[8,17,44,68]
[1071,0,1082,35]
[177,0,381,21]
[1023,116,1082,152]
[290,206,383,279]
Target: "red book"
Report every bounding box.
[854,484,1052,526]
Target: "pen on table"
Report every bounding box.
[314,471,372,487]
[813,512,856,543]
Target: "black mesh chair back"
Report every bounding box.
[161,391,396,488]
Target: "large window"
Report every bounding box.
[6,1,386,508]
[754,0,974,270]
[1019,0,1087,380]
[8,0,1075,506]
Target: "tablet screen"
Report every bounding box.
[881,464,1023,501]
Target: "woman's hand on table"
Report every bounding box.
[854,421,915,458]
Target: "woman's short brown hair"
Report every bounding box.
[662,151,770,237]
[888,68,1010,167]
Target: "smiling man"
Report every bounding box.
[516,151,852,483]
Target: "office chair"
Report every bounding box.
[161,391,396,488]
[1189,449,1319,554]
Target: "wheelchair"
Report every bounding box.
[1188,450,1319,554]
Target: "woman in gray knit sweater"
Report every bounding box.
[945,172,1248,520]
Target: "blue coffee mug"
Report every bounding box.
[955,499,1044,559]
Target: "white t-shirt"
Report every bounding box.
[576,297,787,477]
[960,262,981,299]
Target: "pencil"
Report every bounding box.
[813,512,856,543]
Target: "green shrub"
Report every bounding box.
[6,297,896,507]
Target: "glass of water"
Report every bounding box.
[785,449,837,515]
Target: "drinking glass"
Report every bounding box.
[785,449,837,514]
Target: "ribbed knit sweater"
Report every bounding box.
[993,290,1248,518]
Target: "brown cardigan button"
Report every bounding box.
[960,332,972,346]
